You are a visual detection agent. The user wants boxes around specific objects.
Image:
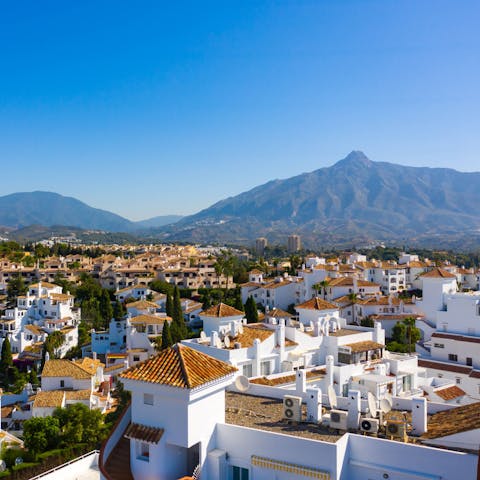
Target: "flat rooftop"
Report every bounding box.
[225,392,341,443]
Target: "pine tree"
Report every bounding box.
[161,321,173,350]
[170,286,187,343]
[113,301,126,320]
[0,337,13,385]
[234,290,244,311]
[99,289,113,328]
[244,296,258,324]
[166,293,173,317]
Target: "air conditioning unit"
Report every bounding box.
[386,420,407,439]
[359,418,380,434]
[283,395,302,422]
[329,409,348,430]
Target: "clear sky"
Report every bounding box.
[0,1,479,220]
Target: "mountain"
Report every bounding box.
[134,215,183,229]
[159,151,480,248]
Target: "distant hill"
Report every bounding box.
[0,192,135,232]
[134,215,183,229]
[158,151,480,248]
[0,192,181,234]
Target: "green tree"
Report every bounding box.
[99,289,113,329]
[403,316,421,355]
[160,321,173,350]
[244,296,259,324]
[23,416,60,457]
[44,331,66,359]
[314,279,330,300]
[113,301,126,320]
[165,293,173,317]
[234,289,244,311]
[81,297,102,330]
[7,274,27,306]
[170,287,187,343]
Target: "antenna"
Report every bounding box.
[328,385,337,409]
[367,392,378,418]
[224,336,231,348]
[235,375,250,392]
[199,331,207,342]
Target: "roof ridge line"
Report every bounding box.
[175,344,191,389]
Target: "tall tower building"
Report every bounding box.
[287,234,301,253]
[255,237,267,256]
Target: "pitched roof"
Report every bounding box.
[33,390,65,408]
[421,267,456,279]
[126,300,159,309]
[327,277,379,288]
[434,385,466,401]
[41,360,92,380]
[345,340,384,353]
[120,344,237,389]
[266,307,293,318]
[130,314,170,325]
[418,359,473,374]
[124,422,164,444]
[201,303,244,318]
[65,389,92,401]
[421,402,480,440]
[432,332,480,344]
[30,282,58,289]
[74,357,105,375]
[295,297,338,311]
[225,325,273,349]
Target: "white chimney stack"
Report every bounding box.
[411,397,427,436]
[306,388,322,423]
[296,369,307,395]
[347,390,361,430]
[326,355,334,386]
[210,331,219,347]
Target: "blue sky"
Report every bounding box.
[0,1,479,220]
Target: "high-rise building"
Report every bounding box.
[287,234,301,253]
[255,237,267,256]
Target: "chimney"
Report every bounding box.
[306,387,322,423]
[326,355,334,386]
[277,318,285,349]
[411,397,427,436]
[296,369,307,395]
[373,321,382,343]
[92,351,97,361]
[347,390,361,430]
[210,331,219,348]
[313,319,322,337]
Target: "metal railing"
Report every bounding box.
[28,450,99,480]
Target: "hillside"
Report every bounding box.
[159,151,480,248]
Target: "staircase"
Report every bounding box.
[104,437,133,480]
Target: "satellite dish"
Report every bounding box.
[199,331,207,341]
[367,392,378,418]
[380,398,392,414]
[215,338,223,349]
[299,323,305,332]
[328,385,337,409]
[0,460,6,472]
[385,392,393,404]
[224,336,231,348]
[238,323,244,334]
[235,375,250,392]
[15,458,23,466]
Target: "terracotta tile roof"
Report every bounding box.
[120,344,237,389]
[263,280,292,290]
[239,282,262,288]
[266,307,293,318]
[225,325,273,349]
[371,314,423,320]
[130,314,170,325]
[418,359,473,374]
[33,390,65,408]
[65,389,92,401]
[345,340,384,353]
[125,422,164,444]
[24,324,44,336]
[421,267,456,279]
[421,402,480,440]
[434,385,466,401]
[469,370,480,379]
[41,360,92,380]
[74,357,104,375]
[327,277,379,287]
[201,303,244,318]
[126,300,159,310]
[49,293,73,301]
[432,332,480,344]
[295,297,338,311]
[30,282,57,289]
[248,269,264,274]
[358,296,414,306]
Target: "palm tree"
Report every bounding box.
[318,279,330,300]
[403,316,418,355]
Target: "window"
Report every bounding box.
[137,442,149,461]
[60,380,65,388]
[144,393,154,405]
[467,357,473,366]
[133,355,140,362]
[455,377,461,385]
[433,343,444,349]
[242,364,253,377]
[231,466,249,480]
[260,361,271,376]
[448,354,458,362]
